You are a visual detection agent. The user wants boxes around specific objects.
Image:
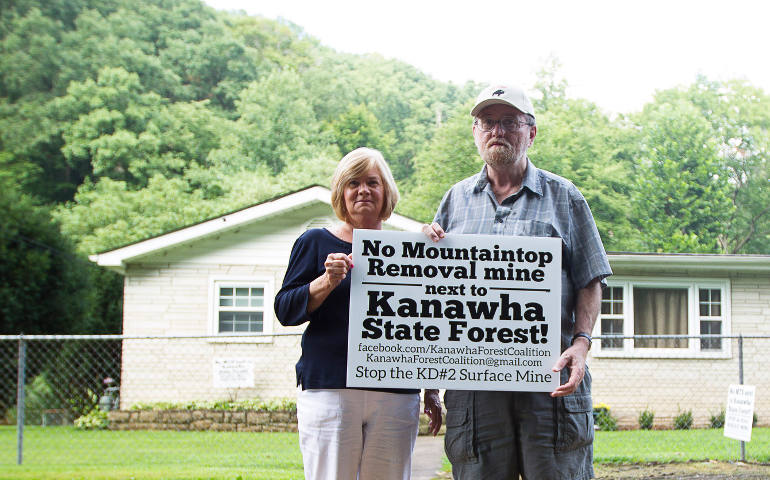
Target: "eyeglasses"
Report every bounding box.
[475,116,531,132]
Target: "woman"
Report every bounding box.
[275,147,441,480]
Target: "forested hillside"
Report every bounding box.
[1,0,769,333]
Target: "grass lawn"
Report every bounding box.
[1,426,768,479]
[0,426,304,480]
[595,427,770,464]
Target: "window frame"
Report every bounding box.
[592,276,731,358]
[208,276,274,343]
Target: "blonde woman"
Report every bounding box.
[275,147,441,480]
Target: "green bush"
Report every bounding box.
[709,409,725,428]
[708,409,758,429]
[128,398,297,412]
[638,409,654,430]
[22,374,62,425]
[74,408,109,430]
[674,409,694,430]
[593,403,618,431]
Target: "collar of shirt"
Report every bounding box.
[470,158,544,201]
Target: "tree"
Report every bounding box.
[398,99,480,222]
[0,7,62,101]
[529,99,635,251]
[0,183,96,334]
[683,78,770,253]
[327,104,394,158]
[631,97,733,253]
[629,76,770,253]
[532,54,568,112]
[233,70,336,173]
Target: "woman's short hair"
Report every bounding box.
[330,147,400,223]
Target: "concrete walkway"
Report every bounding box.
[411,435,446,480]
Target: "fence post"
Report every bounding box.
[738,334,746,463]
[16,334,26,465]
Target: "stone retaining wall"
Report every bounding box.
[107,409,441,435]
[107,409,298,432]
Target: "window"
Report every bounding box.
[699,288,722,350]
[594,278,729,357]
[633,287,688,349]
[600,286,624,349]
[210,278,274,340]
[218,286,264,333]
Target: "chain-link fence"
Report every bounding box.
[1,334,768,468]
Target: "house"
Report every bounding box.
[590,253,770,428]
[89,186,423,408]
[91,188,769,428]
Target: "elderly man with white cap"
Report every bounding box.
[423,85,612,480]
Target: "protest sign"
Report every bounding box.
[724,384,756,442]
[346,229,561,391]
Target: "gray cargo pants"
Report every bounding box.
[443,368,594,480]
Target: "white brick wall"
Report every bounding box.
[119,208,338,406]
[590,273,770,428]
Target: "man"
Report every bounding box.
[423,85,612,480]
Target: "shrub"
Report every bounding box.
[709,409,725,429]
[593,403,617,431]
[128,398,297,412]
[708,409,758,428]
[74,408,109,430]
[638,408,654,430]
[674,409,693,430]
[22,374,62,425]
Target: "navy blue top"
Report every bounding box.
[274,228,418,394]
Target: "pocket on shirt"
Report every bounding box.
[505,219,559,238]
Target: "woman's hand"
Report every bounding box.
[422,222,445,242]
[307,253,353,313]
[423,389,443,436]
[323,253,353,289]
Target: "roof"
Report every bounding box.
[89,185,424,273]
[89,186,770,275]
[608,251,770,273]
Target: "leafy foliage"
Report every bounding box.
[638,408,655,430]
[674,409,694,430]
[593,403,618,431]
[0,181,100,334]
[74,408,109,430]
[128,398,297,412]
[1,0,770,338]
[709,409,725,429]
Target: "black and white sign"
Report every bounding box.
[724,384,756,442]
[346,230,561,391]
[213,357,255,389]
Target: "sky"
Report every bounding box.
[204,0,770,114]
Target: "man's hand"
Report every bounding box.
[551,279,601,397]
[550,336,590,397]
[422,222,445,242]
[423,389,443,436]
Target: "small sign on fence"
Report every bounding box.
[724,384,756,442]
[213,357,255,389]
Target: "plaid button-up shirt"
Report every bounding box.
[434,159,612,349]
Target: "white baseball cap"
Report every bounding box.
[470,84,535,119]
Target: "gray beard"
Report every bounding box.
[483,145,516,168]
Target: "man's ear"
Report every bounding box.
[528,125,537,147]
